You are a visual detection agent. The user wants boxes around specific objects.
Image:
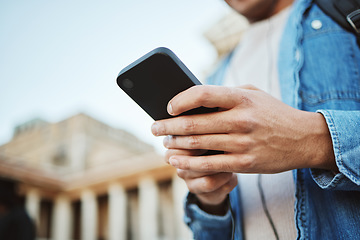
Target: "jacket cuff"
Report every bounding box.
[312,110,360,190]
[309,169,360,190]
[184,192,232,239]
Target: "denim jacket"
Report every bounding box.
[184,0,360,239]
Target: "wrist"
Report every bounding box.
[191,194,229,216]
[304,112,338,172]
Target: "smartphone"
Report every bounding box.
[116,47,221,155]
[116,47,216,121]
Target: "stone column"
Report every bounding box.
[139,177,159,240]
[25,188,40,228]
[108,183,127,240]
[172,174,193,240]
[52,195,72,240]
[159,182,175,239]
[81,189,98,240]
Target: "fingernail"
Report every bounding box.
[169,157,179,167]
[168,102,174,115]
[151,122,159,136]
[163,135,171,148]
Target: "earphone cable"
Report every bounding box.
[257,174,280,240]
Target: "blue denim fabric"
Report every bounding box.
[184,0,360,239]
[279,0,360,239]
[184,185,243,240]
[184,193,233,240]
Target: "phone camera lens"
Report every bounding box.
[122,78,134,89]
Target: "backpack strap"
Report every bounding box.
[315,0,360,35]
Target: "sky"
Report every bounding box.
[0,0,231,153]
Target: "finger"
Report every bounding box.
[164,149,207,164]
[163,134,252,153]
[176,169,218,179]
[185,172,235,194]
[237,84,261,91]
[168,154,253,173]
[167,85,249,116]
[152,109,251,136]
[197,174,238,205]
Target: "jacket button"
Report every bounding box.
[311,20,322,30]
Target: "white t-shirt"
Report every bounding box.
[223,8,297,239]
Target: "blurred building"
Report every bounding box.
[0,113,191,240]
[0,9,249,240]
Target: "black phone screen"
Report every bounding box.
[117,47,216,120]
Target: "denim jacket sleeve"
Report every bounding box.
[278,0,360,192]
[184,192,233,240]
[184,185,243,240]
[310,110,360,191]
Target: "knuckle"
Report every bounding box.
[233,112,255,133]
[200,160,214,172]
[197,86,212,105]
[238,93,252,106]
[182,117,196,134]
[201,176,217,192]
[188,135,201,149]
[238,155,256,172]
[233,137,252,152]
[219,160,233,172]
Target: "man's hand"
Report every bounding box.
[152,85,337,173]
[166,149,238,215]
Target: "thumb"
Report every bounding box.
[237,84,262,91]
